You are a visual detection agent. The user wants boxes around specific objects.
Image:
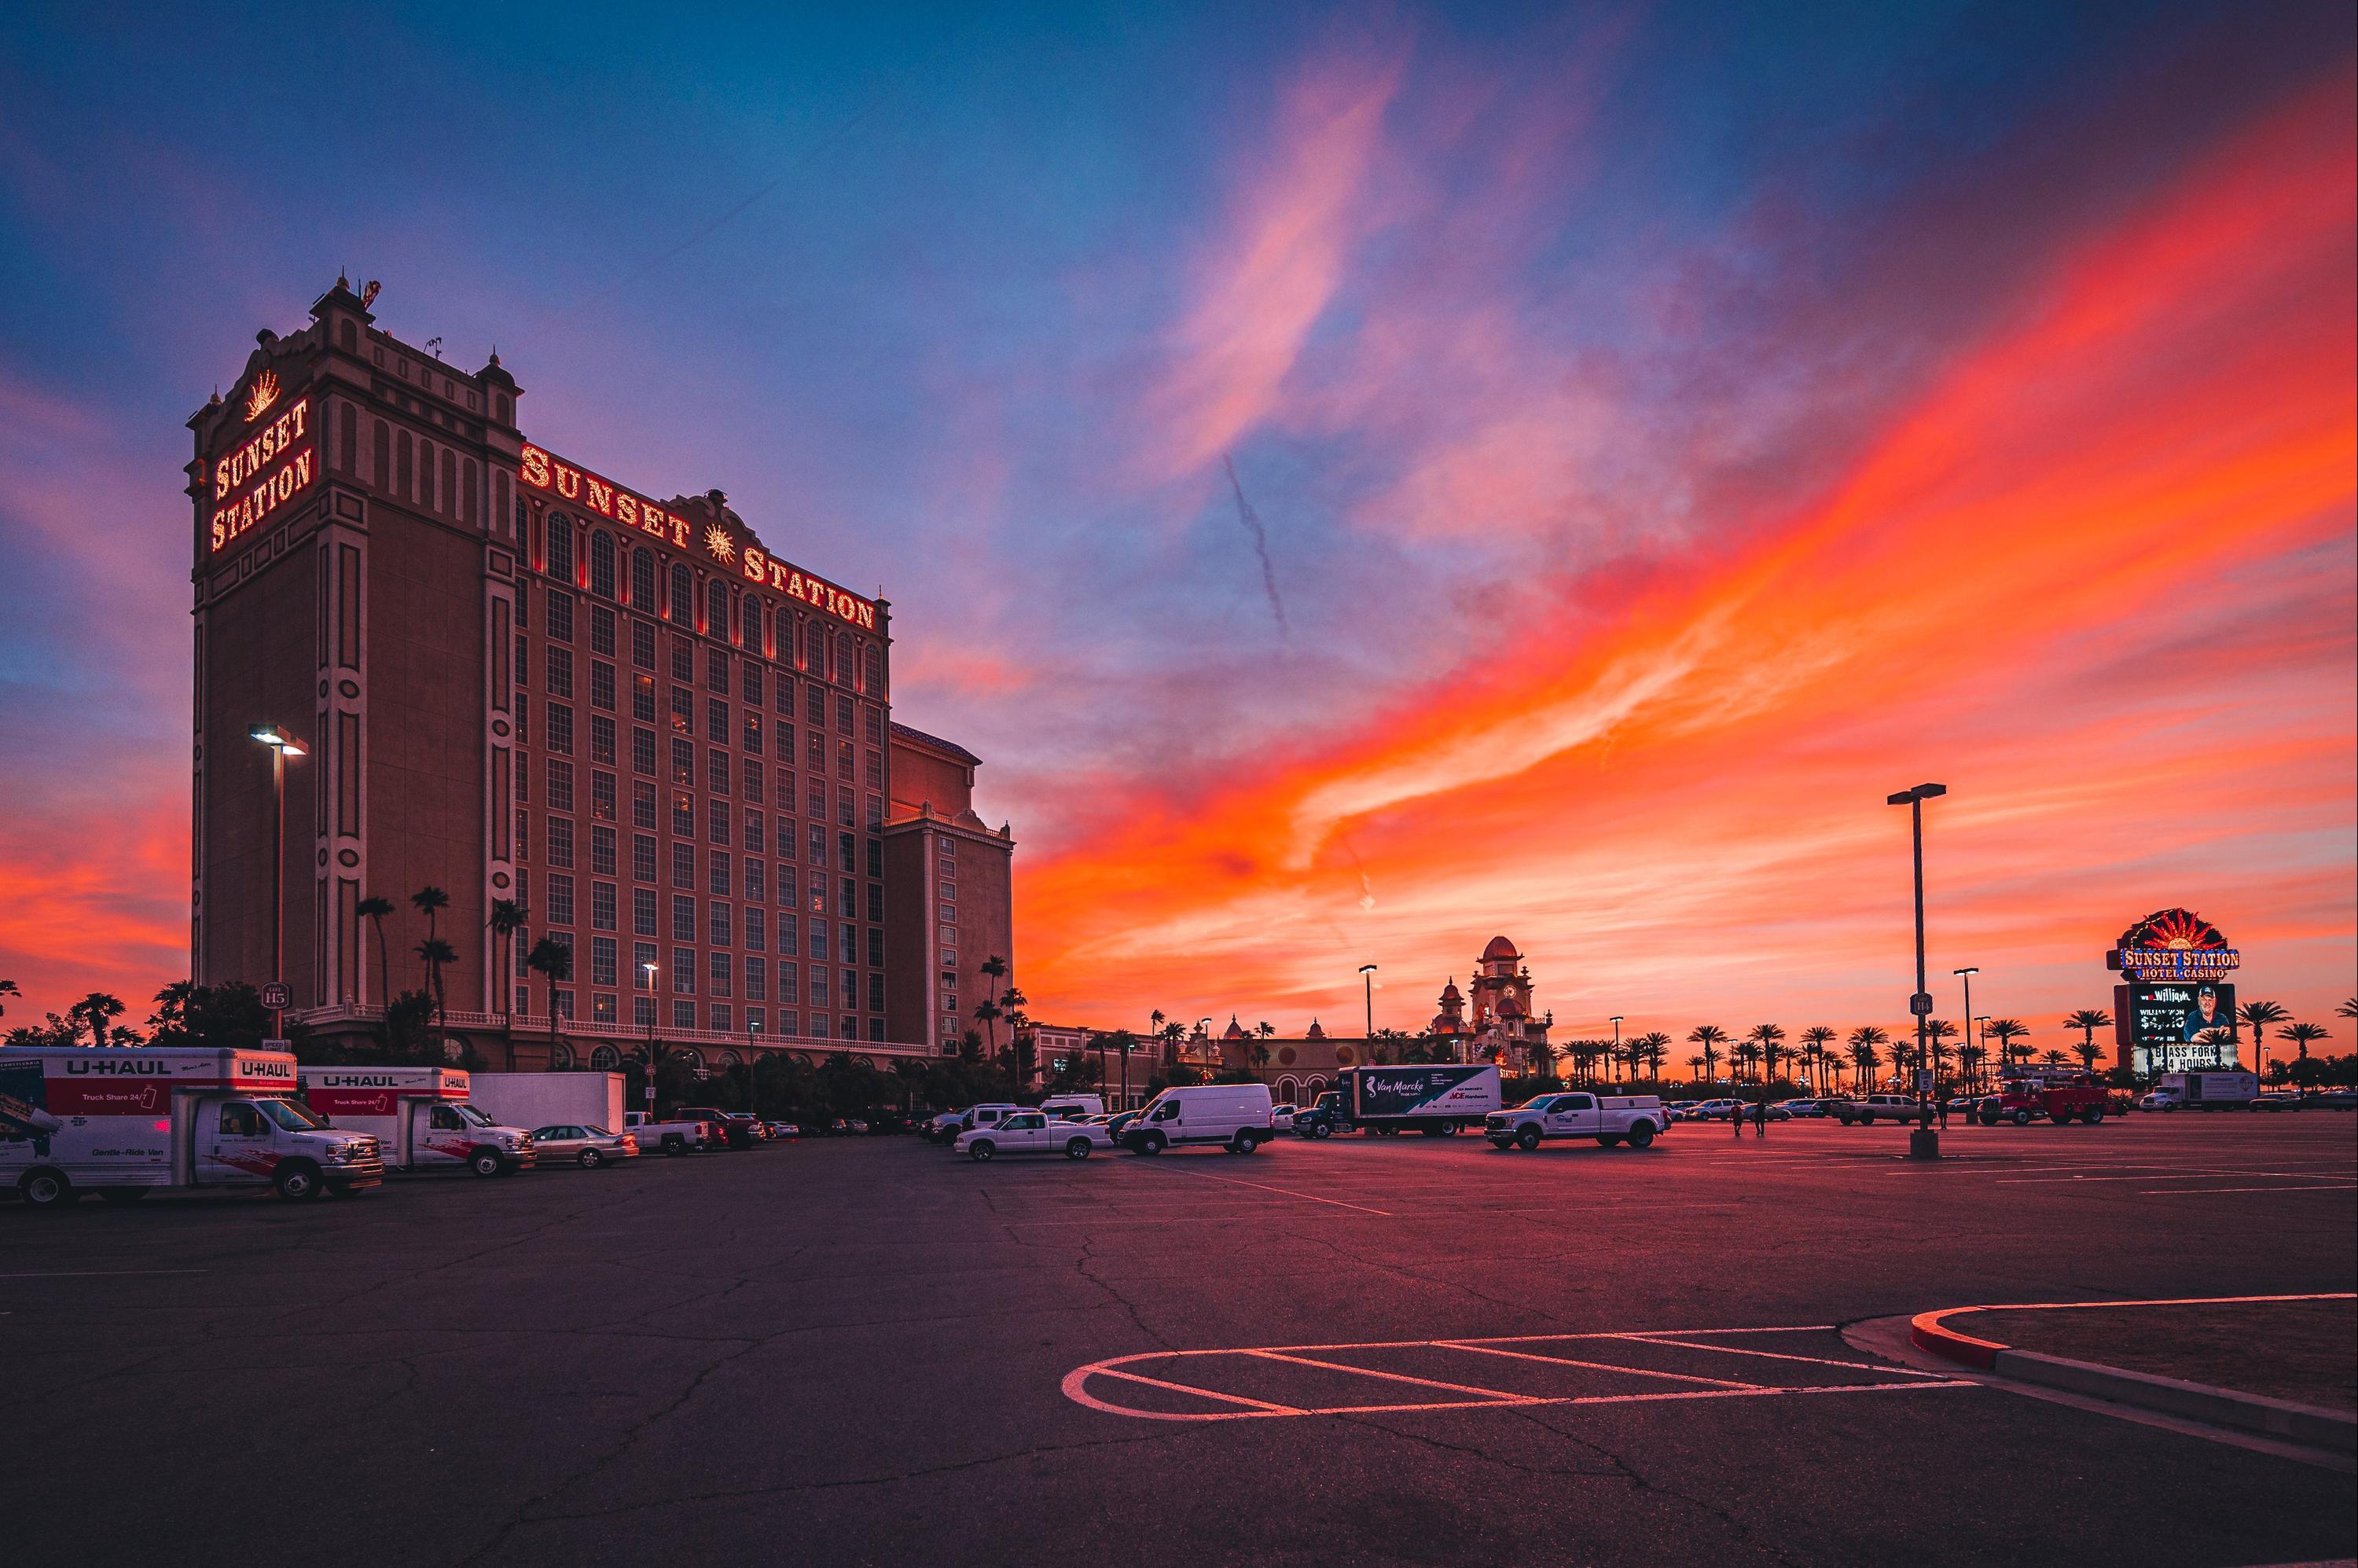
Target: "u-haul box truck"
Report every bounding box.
[1,1045,383,1208]
[299,1066,536,1176]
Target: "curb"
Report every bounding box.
[1911,1299,2357,1455]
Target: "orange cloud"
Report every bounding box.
[1016,75,2358,1040]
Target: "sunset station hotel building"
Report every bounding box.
[188,280,1012,1070]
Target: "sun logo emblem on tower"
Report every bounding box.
[703,525,736,563]
[244,369,281,422]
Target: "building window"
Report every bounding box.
[545,644,573,698]
[590,772,617,822]
[590,660,615,711]
[590,935,618,986]
[810,1014,832,1040]
[591,880,616,931]
[634,942,657,987]
[590,531,617,600]
[635,996,655,1026]
[775,676,794,718]
[745,957,767,1001]
[546,702,573,755]
[593,993,617,1024]
[671,947,696,994]
[633,674,656,724]
[547,522,574,584]
[710,1004,732,1031]
[671,894,696,942]
[546,875,575,927]
[670,637,694,684]
[672,1000,696,1030]
[805,622,828,681]
[747,1008,766,1035]
[744,905,766,951]
[742,661,765,705]
[589,714,616,766]
[810,920,830,962]
[590,604,617,658]
[633,834,657,885]
[709,950,733,997]
[632,725,656,777]
[741,758,762,800]
[865,926,883,967]
[708,850,731,895]
[590,827,617,877]
[633,780,657,830]
[778,820,796,861]
[706,581,730,644]
[546,759,575,813]
[810,968,830,1008]
[667,561,692,624]
[632,553,658,619]
[778,961,800,1003]
[633,886,657,937]
[552,989,574,1020]
[863,643,883,693]
[743,711,763,755]
[744,860,766,905]
[669,685,693,736]
[869,972,885,1012]
[670,738,695,788]
[779,913,799,957]
[670,839,694,887]
[705,696,728,744]
[546,817,574,868]
[709,901,733,948]
[707,752,731,798]
[670,791,695,839]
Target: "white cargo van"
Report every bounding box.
[1122,1083,1275,1155]
[1,1046,382,1206]
[299,1066,537,1175]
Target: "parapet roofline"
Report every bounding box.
[889,721,982,767]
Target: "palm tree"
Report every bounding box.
[1846,1026,1889,1092]
[973,997,1003,1059]
[0,978,19,1021]
[1923,1019,1957,1086]
[1983,1019,2028,1075]
[526,936,572,1062]
[1799,1026,1836,1092]
[1686,1052,1708,1083]
[2237,999,2286,1054]
[1747,1023,1787,1086]
[357,895,396,1008]
[1688,1025,1728,1085]
[979,954,1008,1023]
[2281,1022,2329,1061]
[487,898,529,1068]
[2338,998,2357,1022]
[1958,1041,1987,1088]
[2063,1008,2112,1055]
[1636,1031,1673,1081]
[1732,1040,1762,1084]
[415,938,457,1057]
[68,992,126,1049]
[410,885,450,990]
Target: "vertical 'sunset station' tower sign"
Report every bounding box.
[2108,908,2241,1074]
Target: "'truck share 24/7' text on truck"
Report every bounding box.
[299,1066,537,1175]
[2,1045,383,1206]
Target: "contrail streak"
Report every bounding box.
[1224,454,1290,644]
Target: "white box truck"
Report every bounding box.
[299,1066,537,1175]
[1,1045,383,1207]
[468,1071,626,1137]
[1340,1063,1504,1136]
[2154,1070,2258,1111]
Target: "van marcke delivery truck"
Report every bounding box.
[1340,1063,1504,1135]
[466,1071,626,1138]
[1,1045,384,1206]
[299,1066,537,1176]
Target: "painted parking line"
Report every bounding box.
[2139,1183,2357,1195]
[1123,1160,1394,1216]
[1994,1169,2349,1184]
[1063,1326,1969,1423]
[0,1269,212,1280]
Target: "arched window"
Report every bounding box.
[631,547,656,609]
[706,578,730,641]
[547,514,574,580]
[718,1050,743,1070]
[336,401,355,476]
[590,531,617,600]
[835,630,853,687]
[744,598,766,657]
[804,620,828,678]
[861,641,882,695]
[674,1047,705,1070]
[1307,1076,1327,1098]
[1276,1077,1298,1103]
[667,562,692,623]
[590,1045,619,1070]
[550,1041,575,1069]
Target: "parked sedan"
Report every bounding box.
[956,1111,1117,1161]
[528,1125,640,1169]
[762,1122,801,1140]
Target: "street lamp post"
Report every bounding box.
[1610,1016,1624,1085]
[250,726,308,1042]
[641,961,660,1107]
[1195,1018,1211,1073]
[1360,964,1378,1041]
[1953,967,1978,1098]
[1887,782,1948,1159]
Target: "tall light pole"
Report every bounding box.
[1195,1018,1211,1072]
[1610,1016,1624,1084]
[1952,967,1978,1099]
[1888,783,1947,1158]
[1360,964,1378,1041]
[641,960,660,1105]
[250,726,308,1042]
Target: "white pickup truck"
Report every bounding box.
[956,1111,1115,1162]
[1486,1092,1666,1151]
[623,1110,712,1155]
[1833,1093,1923,1126]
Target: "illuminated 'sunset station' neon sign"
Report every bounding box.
[210,396,314,551]
[519,443,876,630]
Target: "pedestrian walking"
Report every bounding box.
[1751,1099,1767,1138]
[1937,1093,1949,1130]
[1731,1100,1744,1139]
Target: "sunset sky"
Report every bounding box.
[1,3,2351,1051]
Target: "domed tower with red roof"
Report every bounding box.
[1466,935,1549,1069]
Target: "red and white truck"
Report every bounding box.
[299,1065,537,1176]
[1977,1068,2110,1126]
[1,1045,383,1207]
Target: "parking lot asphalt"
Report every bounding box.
[6,1114,2353,1567]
